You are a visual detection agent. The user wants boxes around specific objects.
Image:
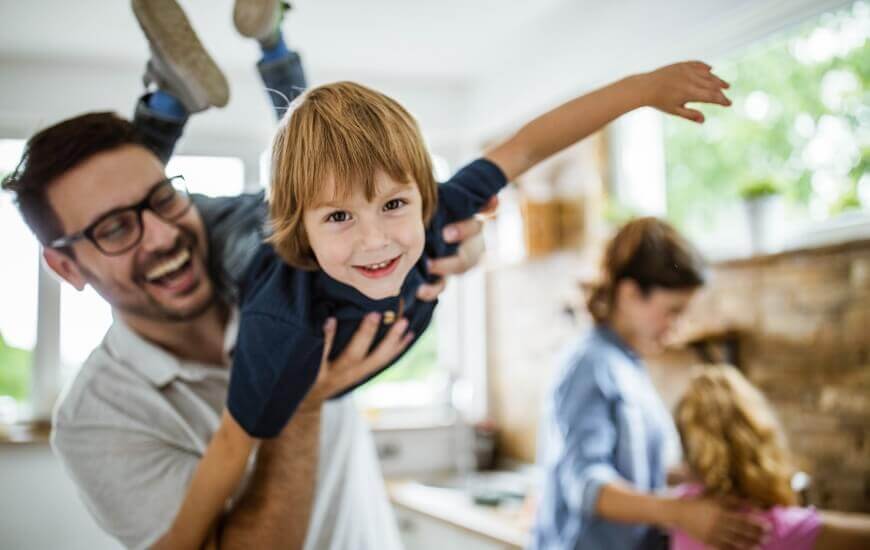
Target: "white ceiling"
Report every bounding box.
[0,0,568,81]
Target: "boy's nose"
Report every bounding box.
[140,209,182,253]
[358,220,390,250]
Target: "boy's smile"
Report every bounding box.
[303,170,426,300]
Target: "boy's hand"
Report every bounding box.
[642,61,731,124]
[417,196,498,302]
[298,314,414,412]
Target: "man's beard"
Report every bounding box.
[79,228,217,323]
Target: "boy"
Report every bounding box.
[154,57,731,547]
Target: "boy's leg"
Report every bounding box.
[131,0,229,163]
[234,1,307,120]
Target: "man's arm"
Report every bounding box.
[485,61,731,181]
[210,314,413,549]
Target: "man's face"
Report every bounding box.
[302,170,426,300]
[46,144,215,322]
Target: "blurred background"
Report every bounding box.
[1,1,867,548]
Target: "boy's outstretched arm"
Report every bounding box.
[485,61,730,181]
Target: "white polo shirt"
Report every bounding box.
[50,310,402,550]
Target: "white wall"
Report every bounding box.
[463,0,853,141]
[0,445,118,549]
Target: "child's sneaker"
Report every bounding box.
[132,0,229,113]
[234,0,289,48]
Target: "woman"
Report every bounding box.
[532,217,768,550]
[673,364,870,550]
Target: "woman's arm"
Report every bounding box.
[485,61,730,181]
[596,481,768,550]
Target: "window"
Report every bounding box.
[0,140,36,421]
[165,155,246,197]
[662,1,868,254]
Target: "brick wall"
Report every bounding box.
[486,240,870,513]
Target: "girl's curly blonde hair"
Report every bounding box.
[675,364,798,508]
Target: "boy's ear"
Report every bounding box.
[43,248,87,291]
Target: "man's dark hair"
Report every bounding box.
[2,112,145,246]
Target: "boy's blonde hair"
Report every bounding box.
[267,81,438,269]
[675,364,798,508]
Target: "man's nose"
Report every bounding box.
[139,209,181,253]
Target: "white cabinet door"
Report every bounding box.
[395,507,514,550]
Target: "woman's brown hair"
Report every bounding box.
[586,217,706,322]
[267,81,438,270]
[675,364,798,508]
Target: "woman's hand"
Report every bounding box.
[298,313,414,412]
[640,61,731,123]
[416,196,498,302]
[671,496,770,550]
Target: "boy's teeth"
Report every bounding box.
[146,249,191,281]
[364,259,391,270]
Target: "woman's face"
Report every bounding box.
[614,280,697,355]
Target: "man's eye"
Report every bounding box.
[384,199,407,211]
[96,218,134,241]
[327,211,351,223]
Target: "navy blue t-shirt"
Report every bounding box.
[228,158,507,438]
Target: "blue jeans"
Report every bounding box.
[133,49,307,164]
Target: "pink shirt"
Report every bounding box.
[670,484,822,550]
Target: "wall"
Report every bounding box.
[664,240,870,512]
[0,444,118,549]
[486,240,870,513]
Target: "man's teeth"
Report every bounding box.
[146,249,191,281]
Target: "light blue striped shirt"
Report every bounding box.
[531,325,678,550]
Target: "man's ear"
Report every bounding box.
[43,248,86,291]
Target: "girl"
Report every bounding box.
[673,364,870,550]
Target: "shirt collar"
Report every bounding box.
[312,261,426,324]
[594,323,641,364]
[105,307,239,387]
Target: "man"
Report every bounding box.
[2,1,491,547]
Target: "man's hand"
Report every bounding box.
[641,61,731,124]
[417,196,498,302]
[671,496,770,550]
[298,313,414,412]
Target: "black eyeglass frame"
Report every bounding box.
[48,175,192,256]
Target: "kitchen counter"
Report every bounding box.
[387,472,533,549]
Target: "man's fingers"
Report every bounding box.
[478,196,499,217]
[442,216,484,244]
[320,317,337,365]
[427,254,469,277]
[363,318,411,368]
[339,312,381,364]
[416,277,447,302]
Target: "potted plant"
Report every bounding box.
[739,178,783,253]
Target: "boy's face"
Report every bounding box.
[303,170,426,300]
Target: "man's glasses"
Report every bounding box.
[49,176,192,256]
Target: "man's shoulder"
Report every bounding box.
[53,345,146,429]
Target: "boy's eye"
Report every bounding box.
[326,211,351,223]
[384,198,407,211]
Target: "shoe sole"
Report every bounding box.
[132,0,229,109]
[233,0,280,40]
